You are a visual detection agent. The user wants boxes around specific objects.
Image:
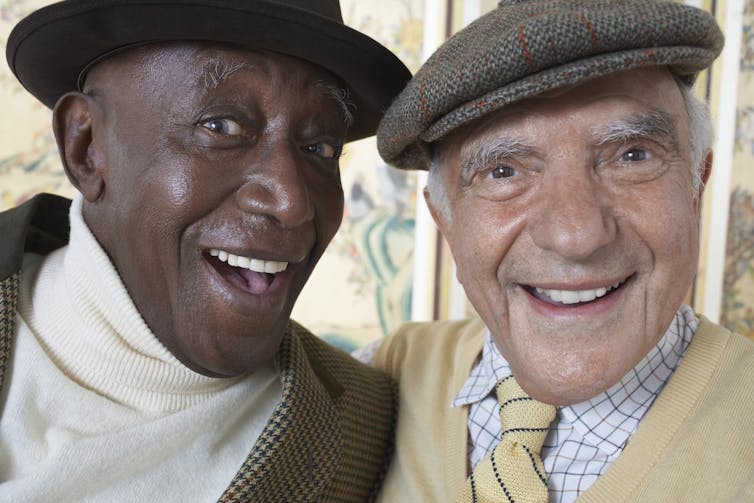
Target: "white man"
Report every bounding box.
[372,1,754,501]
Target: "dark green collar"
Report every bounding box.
[0,193,71,281]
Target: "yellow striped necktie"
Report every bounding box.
[457,375,557,503]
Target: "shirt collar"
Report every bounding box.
[451,328,510,408]
[452,306,699,455]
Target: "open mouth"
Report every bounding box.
[524,275,632,307]
[206,248,289,295]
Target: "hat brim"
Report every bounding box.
[7,0,412,141]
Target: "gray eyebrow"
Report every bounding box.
[201,60,254,88]
[591,110,679,150]
[199,62,353,131]
[454,109,679,183]
[459,135,535,180]
[316,80,355,130]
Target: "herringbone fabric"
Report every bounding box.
[457,375,556,503]
[219,321,398,502]
[0,273,18,396]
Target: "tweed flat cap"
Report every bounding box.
[377,0,724,170]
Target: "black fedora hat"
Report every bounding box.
[6,0,412,141]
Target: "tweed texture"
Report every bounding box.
[0,194,398,502]
[377,0,724,170]
[219,320,398,502]
[0,273,18,397]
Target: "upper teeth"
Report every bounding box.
[209,249,288,274]
[535,281,623,305]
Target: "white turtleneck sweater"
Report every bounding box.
[0,195,282,502]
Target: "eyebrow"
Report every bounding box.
[591,110,679,150]
[459,135,536,180]
[201,60,255,88]
[198,61,353,131]
[316,80,355,130]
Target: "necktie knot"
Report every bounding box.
[496,376,556,452]
[457,375,556,503]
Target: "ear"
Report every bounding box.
[424,185,451,242]
[53,92,105,202]
[694,151,714,216]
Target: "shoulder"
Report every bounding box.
[288,320,398,410]
[286,321,397,499]
[0,193,70,282]
[373,317,487,381]
[694,316,754,383]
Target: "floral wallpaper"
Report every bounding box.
[721,0,754,340]
[0,1,70,209]
[1,0,752,347]
[291,0,424,350]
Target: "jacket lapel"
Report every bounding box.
[0,193,71,412]
[0,193,70,282]
[0,273,19,400]
[219,325,343,502]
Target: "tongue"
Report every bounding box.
[236,268,273,294]
[214,259,273,294]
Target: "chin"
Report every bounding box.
[180,323,288,377]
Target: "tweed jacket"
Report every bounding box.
[0,193,397,502]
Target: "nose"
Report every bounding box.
[529,169,617,261]
[235,143,314,229]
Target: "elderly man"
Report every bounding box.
[0,0,410,501]
[372,1,754,502]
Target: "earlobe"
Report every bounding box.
[53,92,104,202]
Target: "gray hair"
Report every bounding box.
[317,80,355,131]
[427,80,714,223]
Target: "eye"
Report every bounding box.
[620,148,650,162]
[304,142,341,160]
[199,118,244,136]
[490,165,517,178]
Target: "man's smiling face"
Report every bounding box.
[71,43,347,376]
[428,68,706,405]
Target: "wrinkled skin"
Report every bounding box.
[427,68,710,405]
[54,43,347,377]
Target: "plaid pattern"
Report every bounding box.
[0,194,398,503]
[376,0,723,170]
[453,306,698,503]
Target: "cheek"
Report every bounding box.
[163,171,194,210]
[150,155,220,227]
[634,189,700,269]
[621,186,700,326]
[450,199,525,280]
[314,182,345,242]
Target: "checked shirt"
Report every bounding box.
[452,305,698,503]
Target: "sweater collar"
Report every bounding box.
[17,194,268,412]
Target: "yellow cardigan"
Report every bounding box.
[374,316,754,502]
